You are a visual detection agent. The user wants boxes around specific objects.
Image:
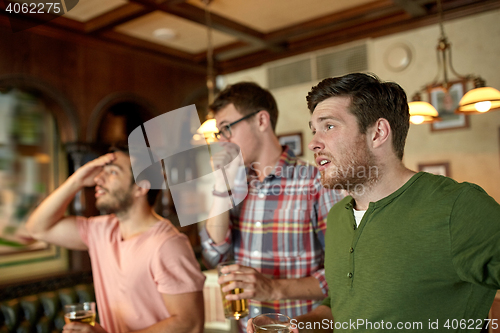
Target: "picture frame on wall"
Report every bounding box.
[429,80,469,131]
[0,88,69,284]
[278,132,303,157]
[418,162,450,177]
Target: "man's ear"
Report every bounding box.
[369,118,391,149]
[134,180,151,197]
[256,110,271,132]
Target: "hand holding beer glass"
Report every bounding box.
[217,261,249,320]
[64,302,96,326]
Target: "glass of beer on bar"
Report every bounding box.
[64,302,96,326]
[253,313,291,333]
[217,261,249,320]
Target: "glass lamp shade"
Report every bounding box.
[198,118,217,134]
[408,101,439,124]
[195,118,218,143]
[457,87,500,114]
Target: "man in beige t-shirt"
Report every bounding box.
[26,146,205,333]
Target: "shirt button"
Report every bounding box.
[253,250,260,256]
[255,221,262,227]
[349,247,354,253]
[258,192,265,198]
[347,272,353,278]
[253,308,260,314]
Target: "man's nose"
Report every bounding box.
[308,135,325,152]
[94,170,105,185]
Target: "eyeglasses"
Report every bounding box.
[214,111,260,140]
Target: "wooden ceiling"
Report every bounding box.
[1,0,499,74]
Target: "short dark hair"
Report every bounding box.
[307,73,410,160]
[109,144,161,207]
[210,82,279,131]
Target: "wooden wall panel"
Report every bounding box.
[0,24,206,142]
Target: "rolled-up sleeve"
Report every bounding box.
[312,268,328,296]
[199,226,233,269]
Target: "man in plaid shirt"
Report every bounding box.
[200,82,344,329]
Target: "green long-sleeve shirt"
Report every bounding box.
[322,172,500,332]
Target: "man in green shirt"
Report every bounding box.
[274,73,499,333]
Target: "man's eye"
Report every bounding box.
[327,124,334,130]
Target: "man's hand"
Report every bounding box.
[211,142,241,192]
[24,152,117,251]
[211,142,239,171]
[69,153,116,188]
[218,264,277,301]
[63,322,107,333]
[205,142,241,245]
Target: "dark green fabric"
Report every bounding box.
[322,172,500,332]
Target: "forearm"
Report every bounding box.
[272,276,325,300]
[26,175,81,236]
[205,198,231,244]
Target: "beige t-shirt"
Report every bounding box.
[77,215,205,333]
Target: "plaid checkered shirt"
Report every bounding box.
[200,146,344,327]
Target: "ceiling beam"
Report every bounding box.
[192,41,248,62]
[219,13,411,74]
[265,0,395,43]
[392,0,427,17]
[0,1,85,33]
[128,0,286,52]
[218,0,500,74]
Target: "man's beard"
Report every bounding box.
[96,187,134,215]
[318,138,379,195]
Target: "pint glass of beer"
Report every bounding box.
[64,302,96,326]
[253,313,291,333]
[217,261,249,320]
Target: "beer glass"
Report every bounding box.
[64,301,96,326]
[217,261,249,320]
[253,313,291,333]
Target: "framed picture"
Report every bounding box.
[418,162,450,177]
[278,132,303,156]
[0,244,68,284]
[0,89,69,284]
[429,80,469,131]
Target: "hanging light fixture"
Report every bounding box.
[408,0,499,124]
[203,0,215,107]
[457,77,500,113]
[193,0,218,144]
[408,92,440,125]
[194,118,217,144]
[409,102,439,125]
